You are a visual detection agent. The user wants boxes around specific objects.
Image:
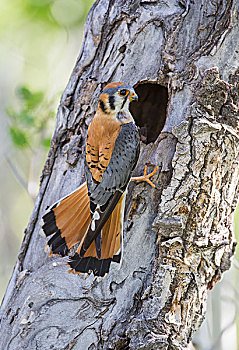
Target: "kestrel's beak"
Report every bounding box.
[129,91,138,101]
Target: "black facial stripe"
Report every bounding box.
[109,95,115,110]
[121,95,128,109]
[99,100,108,114]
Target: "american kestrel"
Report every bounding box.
[42,82,158,277]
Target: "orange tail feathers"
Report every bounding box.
[68,194,124,277]
[42,183,125,277]
[42,182,91,256]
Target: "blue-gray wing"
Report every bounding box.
[85,122,140,207]
[80,121,140,257]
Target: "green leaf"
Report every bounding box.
[17,86,31,100]
[27,92,44,110]
[41,137,51,148]
[9,126,29,148]
[24,0,58,28]
[17,86,44,110]
[6,107,18,121]
[18,111,35,126]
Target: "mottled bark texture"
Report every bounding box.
[1,1,239,349]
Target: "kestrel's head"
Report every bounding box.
[98,82,138,115]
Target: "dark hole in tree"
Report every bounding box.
[129,83,168,144]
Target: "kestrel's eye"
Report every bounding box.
[119,89,128,96]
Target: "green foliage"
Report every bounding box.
[0,0,95,306]
[7,85,55,150]
[17,86,44,110]
[9,126,29,148]
[0,0,95,34]
[2,0,95,153]
[2,0,95,152]
[41,137,51,148]
[23,0,56,27]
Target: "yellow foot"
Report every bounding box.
[131,165,159,188]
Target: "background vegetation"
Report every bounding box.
[0,1,238,349]
[0,0,94,299]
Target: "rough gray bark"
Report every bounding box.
[1,1,239,349]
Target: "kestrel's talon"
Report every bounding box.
[144,165,148,176]
[131,165,159,188]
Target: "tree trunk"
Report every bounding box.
[1,1,239,349]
